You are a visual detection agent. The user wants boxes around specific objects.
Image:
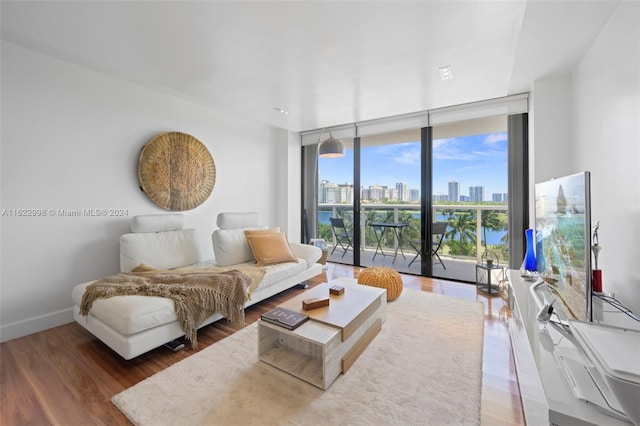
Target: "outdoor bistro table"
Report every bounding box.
[368,222,408,264]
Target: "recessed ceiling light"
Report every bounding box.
[438,66,454,81]
[273,107,289,115]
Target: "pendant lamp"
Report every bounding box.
[318,131,345,158]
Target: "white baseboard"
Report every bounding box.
[0,308,74,342]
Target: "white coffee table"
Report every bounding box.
[258,279,386,390]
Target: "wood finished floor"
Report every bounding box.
[1,263,525,425]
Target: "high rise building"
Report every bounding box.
[335,183,354,204]
[396,182,409,201]
[469,186,484,202]
[319,180,338,203]
[319,180,354,204]
[492,193,508,202]
[365,185,397,202]
[361,187,370,201]
[367,185,385,201]
[448,181,460,202]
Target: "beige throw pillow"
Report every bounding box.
[244,231,298,267]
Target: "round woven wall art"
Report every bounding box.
[138,132,216,211]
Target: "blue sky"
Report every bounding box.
[319,132,508,199]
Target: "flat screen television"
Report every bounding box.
[535,171,592,322]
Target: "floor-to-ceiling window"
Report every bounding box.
[301,95,529,281]
[358,129,421,272]
[430,116,509,282]
[317,135,355,264]
[301,125,356,257]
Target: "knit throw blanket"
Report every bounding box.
[80,269,257,348]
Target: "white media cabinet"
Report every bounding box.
[507,270,640,426]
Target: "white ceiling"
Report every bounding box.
[0,1,620,132]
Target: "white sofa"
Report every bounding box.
[72,212,322,359]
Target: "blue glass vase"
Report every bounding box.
[520,228,537,279]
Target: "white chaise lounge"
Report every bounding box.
[72,212,322,359]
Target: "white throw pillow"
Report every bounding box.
[130,214,184,233]
[216,212,260,229]
[212,226,269,266]
[120,229,201,272]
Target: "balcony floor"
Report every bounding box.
[326,245,508,284]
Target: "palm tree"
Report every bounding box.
[481,210,502,245]
[398,211,419,249]
[441,209,456,220]
[446,212,476,244]
[480,209,504,262]
[363,209,391,248]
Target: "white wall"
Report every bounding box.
[0,42,297,341]
[532,75,573,183]
[274,127,303,242]
[532,1,639,316]
[572,1,640,315]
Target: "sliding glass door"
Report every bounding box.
[311,127,425,272]
[358,129,422,272]
[317,137,355,264]
[431,116,509,282]
[302,95,529,281]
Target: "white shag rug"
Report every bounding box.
[112,288,485,426]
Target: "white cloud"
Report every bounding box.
[484,132,507,144]
[394,147,420,166]
[373,142,421,166]
[433,138,453,150]
[433,138,478,161]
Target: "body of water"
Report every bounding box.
[318,210,507,245]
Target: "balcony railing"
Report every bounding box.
[318,203,509,265]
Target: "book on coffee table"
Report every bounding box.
[261,307,309,330]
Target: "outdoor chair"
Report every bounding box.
[408,221,448,269]
[329,217,353,258]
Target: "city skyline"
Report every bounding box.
[318,131,508,199]
[319,179,507,203]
